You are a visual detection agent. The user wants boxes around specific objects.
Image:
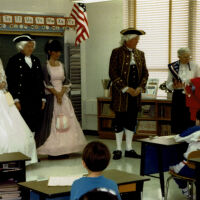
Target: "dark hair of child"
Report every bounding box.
[82,141,111,172]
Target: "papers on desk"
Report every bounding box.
[48,175,81,186]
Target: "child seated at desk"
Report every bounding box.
[70,141,121,200]
[170,109,200,198]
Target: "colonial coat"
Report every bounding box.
[6,52,45,132]
[109,45,149,112]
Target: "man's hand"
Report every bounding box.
[15,102,21,111]
[134,87,142,96]
[126,87,136,97]
[126,87,141,97]
[41,101,46,110]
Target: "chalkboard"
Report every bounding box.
[0,34,64,69]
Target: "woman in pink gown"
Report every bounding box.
[36,40,86,156]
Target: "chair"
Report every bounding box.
[165,150,200,200]
[79,188,119,200]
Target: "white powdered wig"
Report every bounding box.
[120,34,138,46]
[177,47,191,57]
[16,41,36,51]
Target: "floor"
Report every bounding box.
[26,135,190,200]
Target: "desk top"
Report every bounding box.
[188,158,200,164]
[19,169,150,197]
[136,136,180,146]
[0,152,30,163]
[97,96,172,103]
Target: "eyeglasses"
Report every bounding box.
[180,55,192,59]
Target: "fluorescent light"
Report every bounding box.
[72,0,111,3]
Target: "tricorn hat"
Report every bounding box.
[120,28,145,35]
[13,34,34,43]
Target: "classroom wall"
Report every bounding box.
[0,0,72,15]
[0,0,123,131]
[82,0,123,130]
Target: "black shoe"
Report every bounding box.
[113,150,122,160]
[48,154,69,160]
[125,150,141,159]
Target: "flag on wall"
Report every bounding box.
[71,3,89,46]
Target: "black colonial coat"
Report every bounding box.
[6,52,45,132]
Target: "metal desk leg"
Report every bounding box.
[195,163,200,200]
[140,142,146,176]
[157,146,165,198]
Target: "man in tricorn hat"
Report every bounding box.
[109,28,149,160]
[6,34,45,135]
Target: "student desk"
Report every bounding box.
[18,169,150,200]
[137,136,187,198]
[0,152,30,200]
[188,157,200,200]
[0,152,30,182]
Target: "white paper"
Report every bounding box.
[48,175,81,186]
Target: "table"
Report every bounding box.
[137,136,187,198]
[19,169,150,200]
[188,157,200,200]
[0,152,30,182]
[0,152,30,200]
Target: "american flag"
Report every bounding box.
[71,3,89,46]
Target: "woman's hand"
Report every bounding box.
[56,92,63,104]
[0,82,6,90]
[173,80,184,89]
[56,96,62,104]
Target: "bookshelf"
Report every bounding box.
[97,97,172,139]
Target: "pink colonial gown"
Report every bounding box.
[37,61,86,156]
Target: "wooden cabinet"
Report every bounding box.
[97,97,172,139]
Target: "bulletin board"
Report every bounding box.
[0,13,76,34]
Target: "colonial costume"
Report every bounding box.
[37,40,86,156]
[6,35,45,134]
[109,28,149,160]
[166,60,200,133]
[0,59,37,165]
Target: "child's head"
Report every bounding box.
[82,141,111,172]
[196,110,200,126]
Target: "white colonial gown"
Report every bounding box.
[0,59,37,165]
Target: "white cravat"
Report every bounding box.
[127,47,136,65]
[25,56,32,68]
[178,63,192,84]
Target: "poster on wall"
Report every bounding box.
[0,13,76,33]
